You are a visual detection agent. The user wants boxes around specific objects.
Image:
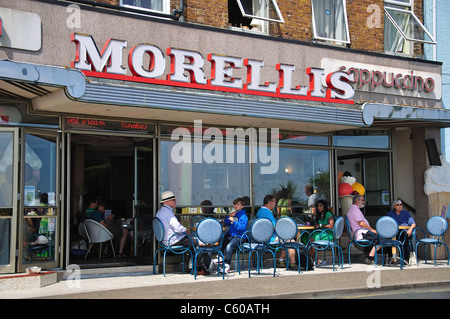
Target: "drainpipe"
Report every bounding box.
[172,0,185,21]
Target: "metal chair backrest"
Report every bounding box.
[246,217,257,231]
[376,216,399,239]
[196,218,223,245]
[345,216,354,240]
[333,217,345,239]
[152,217,165,243]
[275,216,297,241]
[251,218,274,243]
[427,216,448,237]
[83,219,114,243]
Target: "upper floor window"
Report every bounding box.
[311,0,350,44]
[120,0,170,14]
[384,1,436,55]
[228,0,284,32]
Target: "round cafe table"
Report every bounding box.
[296,225,314,241]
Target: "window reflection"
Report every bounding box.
[160,140,250,207]
[24,134,57,206]
[0,132,14,207]
[121,0,165,12]
[253,147,330,208]
[333,130,390,149]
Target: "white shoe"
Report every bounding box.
[219,263,230,274]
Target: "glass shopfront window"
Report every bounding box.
[253,146,331,213]
[160,140,250,208]
[333,130,390,149]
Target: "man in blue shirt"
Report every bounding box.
[256,194,277,239]
[257,194,298,270]
[387,199,416,264]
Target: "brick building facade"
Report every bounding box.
[90,0,425,55]
[0,0,448,274]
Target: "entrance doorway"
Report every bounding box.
[337,150,392,218]
[68,133,154,268]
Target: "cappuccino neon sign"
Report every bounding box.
[71,33,355,104]
[321,58,441,100]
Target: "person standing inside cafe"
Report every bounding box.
[387,199,416,265]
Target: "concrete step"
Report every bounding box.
[0,271,57,291]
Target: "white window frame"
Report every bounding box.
[384,6,436,44]
[384,0,412,7]
[120,0,170,14]
[236,0,285,23]
[311,0,350,44]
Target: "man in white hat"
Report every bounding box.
[156,191,190,247]
[156,191,211,275]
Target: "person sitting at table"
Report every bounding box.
[277,188,291,217]
[307,200,334,265]
[156,191,211,275]
[347,194,381,265]
[387,199,416,265]
[200,199,215,217]
[222,197,248,273]
[190,199,215,229]
[97,200,130,258]
[257,194,298,270]
[83,196,105,223]
[83,196,114,257]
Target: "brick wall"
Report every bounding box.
[347,0,384,52]
[183,0,228,28]
[181,0,386,53]
[88,0,425,56]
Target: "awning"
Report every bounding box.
[362,103,450,128]
[1,60,449,132]
[0,60,86,99]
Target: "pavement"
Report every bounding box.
[1,258,449,299]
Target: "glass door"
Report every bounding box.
[336,150,392,217]
[0,128,19,273]
[18,130,60,272]
[133,139,155,263]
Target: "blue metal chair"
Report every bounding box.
[274,216,309,273]
[152,217,193,276]
[413,216,449,266]
[241,218,277,278]
[374,216,405,269]
[193,218,225,279]
[345,216,374,265]
[235,217,256,274]
[310,216,345,271]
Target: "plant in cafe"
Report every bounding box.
[270,180,301,202]
[309,169,330,202]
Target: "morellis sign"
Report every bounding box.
[71,33,355,105]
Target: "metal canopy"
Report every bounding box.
[0,60,86,100]
[362,103,450,128]
[1,60,449,132]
